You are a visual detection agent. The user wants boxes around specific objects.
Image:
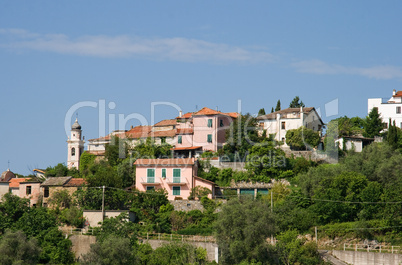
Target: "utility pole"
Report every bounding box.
[271,191,273,213]
[315,226,318,244]
[102,186,105,223]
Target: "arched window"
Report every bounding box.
[71,147,76,156]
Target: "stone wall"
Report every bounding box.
[171,200,205,212]
[69,235,96,260]
[144,239,218,262]
[332,250,402,265]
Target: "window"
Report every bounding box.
[281,122,286,130]
[44,187,49,198]
[26,186,31,195]
[282,137,285,143]
[147,169,155,183]
[161,137,166,144]
[173,186,181,196]
[383,123,388,129]
[207,119,213,127]
[207,134,212,143]
[173,169,181,183]
[397,106,401,114]
[220,119,224,127]
[162,168,166,178]
[146,186,155,191]
[71,147,75,156]
[178,135,182,144]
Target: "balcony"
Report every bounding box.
[140,177,161,185]
[166,177,188,186]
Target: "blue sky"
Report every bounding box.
[1,1,402,175]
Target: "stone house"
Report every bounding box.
[41,177,86,207]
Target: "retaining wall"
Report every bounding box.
[332,250,402,265]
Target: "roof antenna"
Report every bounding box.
[195,105,198,111]
[216,106,218,111]
[7,160,10,170]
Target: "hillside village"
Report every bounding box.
[1,92,401,264]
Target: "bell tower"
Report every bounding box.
[67,118,85,170]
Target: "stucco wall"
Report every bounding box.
[193,115,218,151]
[18,182,41,206]
[0,183,9,201]
[368,97,402,129]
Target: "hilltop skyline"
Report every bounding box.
[1,1,402,175]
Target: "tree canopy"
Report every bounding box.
[289,96,305,108]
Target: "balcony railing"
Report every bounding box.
[166,177,188,186]
[140,177,161,185]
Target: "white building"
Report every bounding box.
[368,89,402,129]
[256,107,324,147]
[67,118,85,169]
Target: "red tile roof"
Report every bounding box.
[393,91,402,97]
[176,128,193,134]
[154,119,177,127]
[9,178,31,188]
[134,158,195,166]
[194,107,222,116]
[64,178,87,187]
[148,129,176,138]
[224,112,239,119]
[176,112,193,119]
[125,126,152,139]
[172,146,202,151]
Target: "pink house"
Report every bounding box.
[174,107,238,156]
[9,178,41,207]
[134,158,216,200]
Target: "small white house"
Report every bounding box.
[335,136,375,153]
[257,107,324,147]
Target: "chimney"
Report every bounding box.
[179,110,183,118]
[393,89,396,96]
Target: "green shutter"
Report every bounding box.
[162,168,166,178]
[173,186,180,196]
[173,169,181,183]
[207,134,212,143]
[147,169,155,183]
[178,135,182,144]
[208,119,212,127]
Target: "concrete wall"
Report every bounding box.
[83,210,135,227]
[332,250,402,265]
[144,239,218,262]
[69,235,96,260]
[0,183,9,201]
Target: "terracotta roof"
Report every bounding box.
[41,177,72,187]
[256,107,315,120]
[9,178,31,188]
[194,176,216,185]
[393,91,402,97]
[224,112,239,119]
[154,119,177,127]
[172,146,202,151]
[125,126,152,139]
[134,158,195,166]
[176,128,193,134]
[176,112,193,119]
[64,178,86,187]
[148,129,176,138]
[193,107,222,116]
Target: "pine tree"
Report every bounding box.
[271,107,274,113]
[387,119,398,150]
[275,100,281,112]
[289,96,305,108]
[364,107,383,138]
[258,108,266,116]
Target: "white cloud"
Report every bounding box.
[0,28,273,63]
[291,59,402,80]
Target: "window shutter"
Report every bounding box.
[207,134,212,143]
[178,136,182,144]
[208,119,213,127]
